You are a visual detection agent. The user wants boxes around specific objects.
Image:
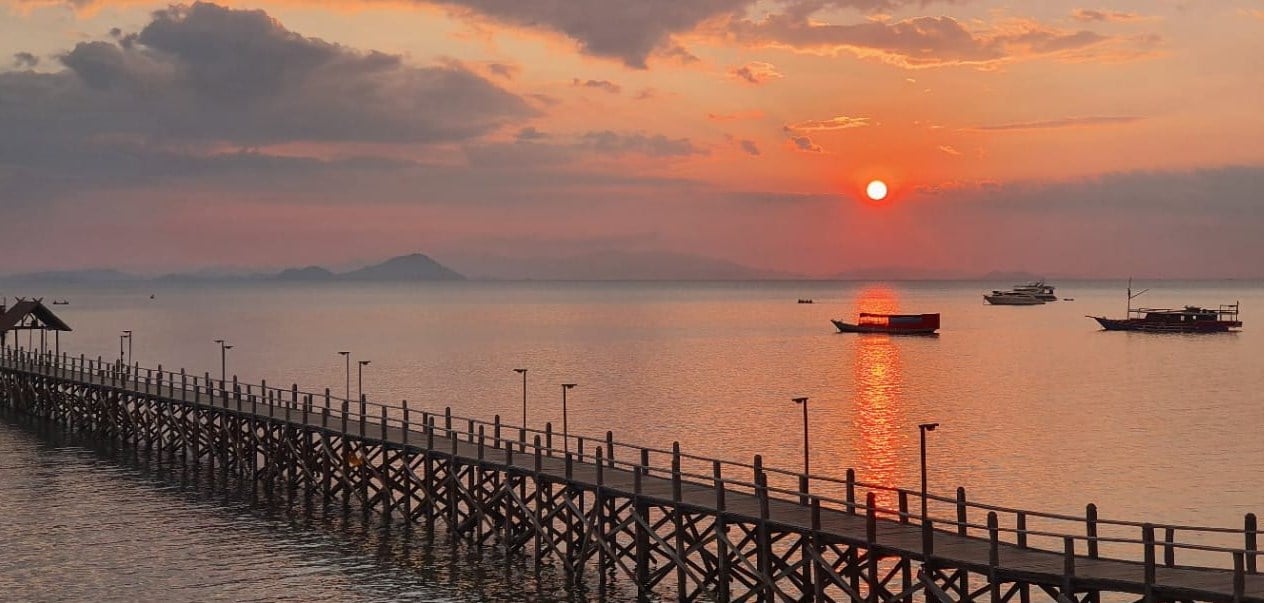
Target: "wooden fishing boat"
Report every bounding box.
[832,313,940,335]
[1087,281,1242,333]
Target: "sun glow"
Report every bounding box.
[866,180,888,201]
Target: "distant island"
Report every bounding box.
[0,253,466,284]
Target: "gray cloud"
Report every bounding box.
[1070,9,1146,23]
[969,116,1143,131]
[729,61,783,84]
[740,139,761,156]
[0,2,539,202]
[1,3,534,150]
[790,135,823,153]
[579,131,706,157]
[515,126,549,141]
[12,52,39,68]
[572,78,622,94]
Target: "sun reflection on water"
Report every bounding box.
[850,286,909,509]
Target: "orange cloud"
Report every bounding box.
[707,110,765,121]
[728,61,783,84]
[966,115,1143,131]
[1070,9,1150,23]
[727,13,1158,68]
[786,116,870,131]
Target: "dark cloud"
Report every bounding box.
[580,131,706,157]
[740,139,761,156]
[515,126,549,141]
[1,3,533,149]
[969,116,1143,131]
[729,61,783,85]
[572,78,622,94]
[790,135,823,153]
[12,52,39,68]
[0,2,538,202]
[486,62,519,79]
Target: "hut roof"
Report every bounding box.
[0,300,73,332]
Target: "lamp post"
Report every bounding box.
[793,397,810,477]
[358,360,370,419]
[337,351,350,402]
[514,368,528,427]
[123,330,132,366]
[561,383,577,454]
[919,422,940,522]
[214,339,232,385]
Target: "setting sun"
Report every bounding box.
[866,180,888,201]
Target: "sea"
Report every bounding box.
[1,280,1262,601]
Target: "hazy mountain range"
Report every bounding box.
[0,251,1058,283]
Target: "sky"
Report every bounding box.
[1,0,1263,278]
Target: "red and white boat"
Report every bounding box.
[831,313,940,335]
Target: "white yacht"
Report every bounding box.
[1012,281,1057,301]
[984,290,1046,305]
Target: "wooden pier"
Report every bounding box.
[2,347,1262,603]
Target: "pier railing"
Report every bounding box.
[3,346,1260,583]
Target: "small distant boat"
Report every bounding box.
[798,299,814,304]
[1012,281,1058,301]
[832,313,940,335]
[984,290,1045,305]
[51,299,69,305]
[1063,298,1075,302]
[1088,281,1242,333]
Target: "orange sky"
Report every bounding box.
[2,0,1263,277]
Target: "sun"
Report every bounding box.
[866,180,888,201]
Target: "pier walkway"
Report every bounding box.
[2,348,1261,603]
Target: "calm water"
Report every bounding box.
[3,280,1262,595]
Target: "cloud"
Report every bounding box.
[968,115,1143,131]
[789,135,823,153]
[0,3,533,148]
[0,2,537,202]
[1070,9,1147,23]
[728,12,1153,68]
[729,61,783,84]
[739,139,761,156]
[515,126,548,141]
[572,78,622,94]
[426,0,754,68]
[12,52,39,68]
[786,116,870,131]
[579,131,707,157]
[938,144,961,155]
[486,62,519,79]
[708,110,765,121]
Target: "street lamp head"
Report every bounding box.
[792,397,809,405]
[513,368,527,374]
[359,360,371,366]
[562,383,577,390]
[122,330,132,336]
[214,339,224,344]
[224,345,233,351]
[337,351,349,356]
[919,422,939,432]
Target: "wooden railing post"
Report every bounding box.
[922,519,935,558]
[477,425,486,460]
[1234,551,1246,603]
[401,401,410,446]
[493,414,502,449]
[606,431,615,468]
[534,436,543,474]
[713,460,725,511]
[1017,511,1028,549]
[987,512,1000,566]
[545,422,553,456]
[1143,523,1156,603]
[671,442,682,502]
[1247,513,1259,574]
[1164,527,1176,567]
[1086,503,1100,559]
[865,491,877,545]
[846,468,856,515]
[1063,537,1076,595]
[381,407,389,441]
[595,446,604,486]
[899,491,910,524]
[956,487,968,536]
